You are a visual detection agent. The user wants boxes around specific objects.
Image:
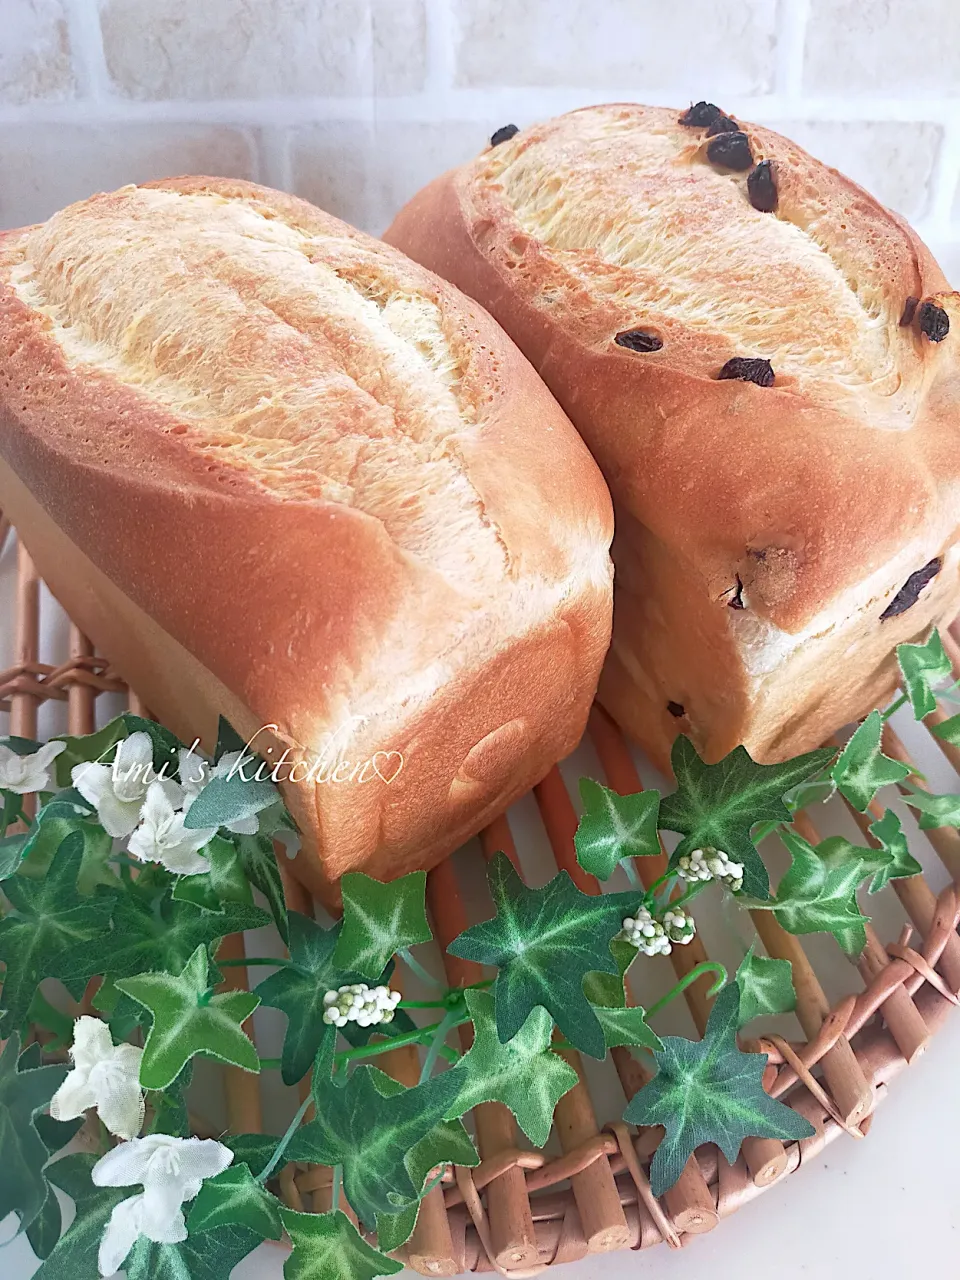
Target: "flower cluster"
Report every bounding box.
[620,907,671,956]
[621,903,698,955]
[322,982,402,1028]
[663,906,696,944]
[69,733,261,878]
[676,846,744,893]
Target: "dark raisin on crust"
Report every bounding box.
[718,356,775,387]
[615,328,664,353]
[667,701,686,718]
[747,160,778,213]
[727,576,746,610]
[706,131,754,172]
[918,300,950,342]
[899,296,919,327]
[490,124,520,147]
[706,114,740,137]
[679,101,723,128]
[880,558,942,621]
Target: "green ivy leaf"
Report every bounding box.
[771,830,870,958]
[897,629,953,720]
[32,1154,129,1280]
[574,780,660,880]
[182,768,279,832]
[51,891,270,986]
[0,1034,68,1235]
[931,712,960,746]
[334,872,432,981]
[256,912,357,1086]
[123,1223,261,1280]
[18,800,117,896]
[222,1133,281,1179]
[369,1072,478,1253]
[592,1003,664,1052]
[0,735,44,756]
[816,834,892,884]
[24,1113,86,1259]
[865,809,922,893]
[902,789,960,830]
[831,711,910,812]
[623,983,814,1196]
[573,945,661,1051]
[0,833,115,1031]
[734,944,796,1026]
[215,716,249,761]
[443,989,578,1146]
[287,1062,463,1227]
[234,831,289,943]
[172,835,254,911]
[446,853,637,1061]
[50,719,127,789]
[281,1208,403,1280]
[116,944,260,1089]
[0,831,28,880]
[188,1163,283,1239]
[147,1061,193,1137]
[659,736,835,901]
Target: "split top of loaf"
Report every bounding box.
[475,103,949,427]
[384,104,960,764]
[0,178,613,896]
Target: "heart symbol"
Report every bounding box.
[371,751,404,785]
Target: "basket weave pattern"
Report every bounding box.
[3,513,960,1277]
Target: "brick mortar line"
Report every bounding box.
[4,92,960,126]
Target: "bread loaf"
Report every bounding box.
[0,176,613,903]
[385,104,960,768]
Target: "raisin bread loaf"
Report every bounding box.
[0,177,613,903]
[386,104,960,767]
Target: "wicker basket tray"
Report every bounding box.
[3,511,960,1277]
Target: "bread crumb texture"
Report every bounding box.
[7,184,506,589]
[478,104,930,414]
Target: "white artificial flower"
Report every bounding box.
[94,1135,233,1277]
[50,1016,144,1140]
[676,846,744,893]
[179,747,260,836]
[72,732,183,839]
[323,983,401,1028]
[128,781,217,876]
[0,739,66,795]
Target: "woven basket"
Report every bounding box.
[4,510,960,1278]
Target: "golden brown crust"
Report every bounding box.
[385,103,960,765]
[0,176,613,902]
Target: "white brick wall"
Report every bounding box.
[1,0,959,281]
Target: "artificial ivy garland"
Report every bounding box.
[1,629,958,1277]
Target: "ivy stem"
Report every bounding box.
[664,879,711,913]
[398,947,444,992]
[881,693,909,722]
[419,1010,460,1083]
[622,860,643,891]
[258,1057,282,1070]
[398,998,449,1010]
[218,956,291,968]
[645,961,728,1022]
[331,1164,343,1214]
[26,989,74,1047]
[257,1092,314,1185]
[334,1021,462,1067]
